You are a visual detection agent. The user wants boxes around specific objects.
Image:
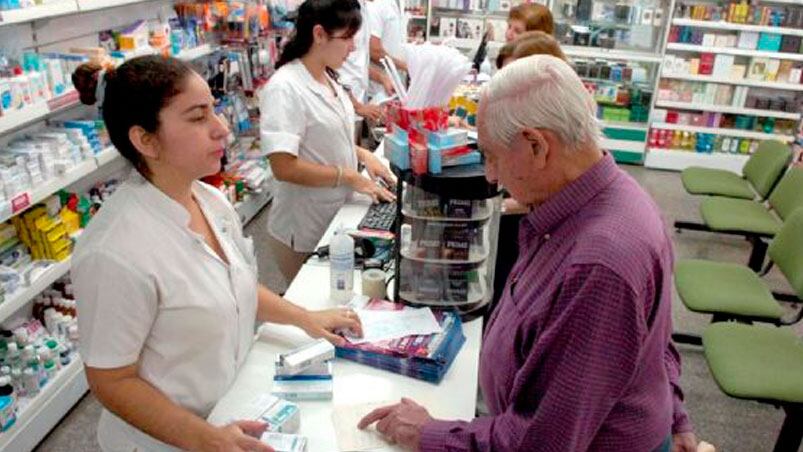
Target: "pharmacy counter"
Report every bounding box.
[209,201,483,451]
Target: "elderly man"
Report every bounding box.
[358,55,697,451]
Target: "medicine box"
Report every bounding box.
[277,339,335,376]
[384,133,410,171]
[272,378,333,401]
[260,432,308,452]
[757,33,782,52]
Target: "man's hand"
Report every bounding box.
[672,432,698,452]
[358,398,433,449]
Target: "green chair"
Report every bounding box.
[681,140,791,200]
[703,322,803,452]
[676,168,803,270]
[675,209,803,328]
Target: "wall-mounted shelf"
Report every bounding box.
[672,18,803,38]
[654,100,802,120]
[666,42,803,62]
[651,122,796,142]
[661,73,803,92]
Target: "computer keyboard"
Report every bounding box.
[358,202,398,233]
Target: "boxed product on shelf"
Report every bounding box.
[405,219,485,262]
[0,52,81,117]
[675,1,803,28]
[403,185,490,220]
[398,259,483,303]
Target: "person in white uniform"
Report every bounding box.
[339,0,394,121]
[368,0,408,99]
[70,55,362,452]
[261,0,395,284]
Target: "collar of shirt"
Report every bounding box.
[519,152,619,248]
[290,59,340,100]
[129,171,231,239]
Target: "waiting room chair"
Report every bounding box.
[674,209,803,337]
[675,167,803,271]
[703,322,803,452]
[681,140,791,200]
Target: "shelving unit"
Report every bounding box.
[0,1,79,26]
[665,42,803,61]
[660,73,803,91]
[0,358,88,452]
[645,148,750,172]
[0,260,72,324]
[654,100,801,120]
[647,1,803,172]
[651,122,795,142]
[671,18,803,37]
[233,187,272,226]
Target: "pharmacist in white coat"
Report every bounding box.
[339,0,396,121]
[368,0,408,99]
[261,0,395,284]
[70,55,361,451]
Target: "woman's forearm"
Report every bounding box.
[256,284,311,328]
[87,367,217,450]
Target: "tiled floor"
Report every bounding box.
[34,164,801,452]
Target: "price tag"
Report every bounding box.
[10,192,32,215]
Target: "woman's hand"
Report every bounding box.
[361,150,396,189]
[200,420,272,452]
[358,398,433,449]
[356,103,384,123]
[301,308,363,346]
[345,169,396,204]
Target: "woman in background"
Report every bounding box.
[259,0,395,284]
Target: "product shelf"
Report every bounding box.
[644,148,750,172]
[654,100,801,120]
[0,91,81,137]
[562,46,664,63]
[0,1,79,26]
[233,185,272,227]
[75,0,149,12]
[666,42,803,62]
[176,44,216,61]
[0,358,88,452]
[94,146,121,166]
[599,120,650,131]
[0,259,71,324]
[0,158,98,224]
[661,73,803,92]
[602,137,647,153]
[651,122,796,142]
[401,244,489,265]
[672,18,803,38]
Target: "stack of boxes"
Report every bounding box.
[12,204,72,262]
[273,339,335,401]
[384,103,481,175]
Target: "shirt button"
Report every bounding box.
[544,234,551,240]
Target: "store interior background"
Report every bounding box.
[1,0,802,450]
[34,164,803,451]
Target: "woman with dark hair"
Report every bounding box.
[260,0,395,284]
[71,55,362,451]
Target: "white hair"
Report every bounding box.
[478,54,602,152]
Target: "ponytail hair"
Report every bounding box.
[275,0,362,70]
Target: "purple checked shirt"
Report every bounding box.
[419,154,692,451]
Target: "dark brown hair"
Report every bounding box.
[276,0,362,82]
[509,3,555,36]
[72,56,193,176]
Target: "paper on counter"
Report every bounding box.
[209,393,277,425]
[349,307,442,344]
[332,402,395,451]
